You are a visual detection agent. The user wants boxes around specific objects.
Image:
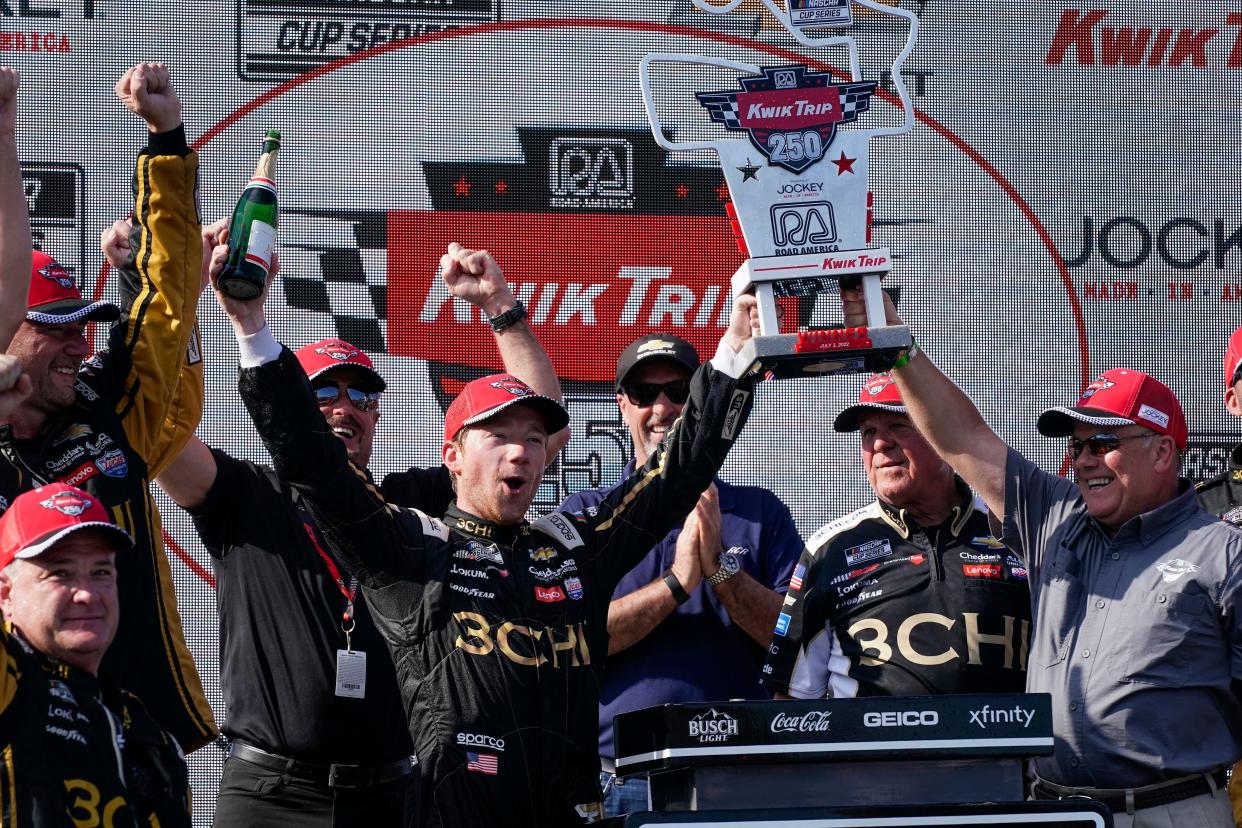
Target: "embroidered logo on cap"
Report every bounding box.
[37,260,73,289]
[315,341,359,361]
[1136,403,1169,429]
[39,490,91,516]
[489,377,531,397]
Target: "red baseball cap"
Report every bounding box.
[834,373,908,432]
[1225,325,1242,388]
[444,374,569,442]
[27,251,120,325]
[1037,368,1188,450]
[295,338,386,393]
[0,483,132,569]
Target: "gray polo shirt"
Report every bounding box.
[1000,448,1242,788]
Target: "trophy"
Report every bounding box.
[640,0,919,377]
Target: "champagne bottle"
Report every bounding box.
[217,129,281,299]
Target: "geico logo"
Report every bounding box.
[453,611,591,668]
[1062,215,1242,271]
[846,613,1030,670]
[456,732,506,751]
[958,551,1000,562]
[862,710,939,727]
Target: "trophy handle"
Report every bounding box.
[640,53,766,153]
[685,0,918,138]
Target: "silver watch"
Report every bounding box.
[705,549,741,586]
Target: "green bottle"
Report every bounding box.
[218,129,281,300]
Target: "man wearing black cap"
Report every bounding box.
[559,331,802,816]
[0,62,216,753]
[0,478,190,826]
[148,241,566,826]
[763,373,1030,702]
[228,253,761,825]
[842,289,1242,827]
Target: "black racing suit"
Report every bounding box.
[0,130,216,752]
[763,485,1031,698]
[1196,444,1242,526]
[238,346,754,827]
[0,628,190,827]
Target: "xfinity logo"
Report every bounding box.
[863,710,938,728]
[689,709,739,743]
[770,710,831,733]
[969,704,1036,729]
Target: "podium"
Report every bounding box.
[612,694,1111,826]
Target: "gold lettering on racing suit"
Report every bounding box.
[453,612,591,667]
[64,777,134,828]
[847,613,1028,670]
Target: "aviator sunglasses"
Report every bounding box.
[623,379,691,407]
[313,382,381,413]
[1066,432,1151,460]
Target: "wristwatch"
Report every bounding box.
[488,299,527,333]
[705,549,741,587]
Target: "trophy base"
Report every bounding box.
[737,324,912,379]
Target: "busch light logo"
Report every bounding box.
[696,65,876,173]
[96,449,128,479]
[548,138,634,209]
[770,710,832,733]
[688,708,740,743]
[770,201,838,253]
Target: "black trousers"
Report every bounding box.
[212,754,415,827]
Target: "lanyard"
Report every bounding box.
[300,519,358,633]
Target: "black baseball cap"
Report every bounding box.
[615,334,701,390]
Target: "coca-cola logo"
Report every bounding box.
[770,710,832,734]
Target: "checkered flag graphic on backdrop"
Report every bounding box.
[275,210,389,353]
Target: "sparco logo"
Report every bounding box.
[863,710,939,727]
[456,732,505,751]
[968,704,1036,729]
[549,138,634,210]
[769,711,831,733]
[688,709,739,743]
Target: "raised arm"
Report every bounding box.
[440,242,570,457]
[0,70,30,350]
[104,63,203,477]
[842,285,1008,516]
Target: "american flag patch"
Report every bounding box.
[467,751,498,775]
[789,563,806,592]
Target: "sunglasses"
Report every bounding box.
[313,383,381,412]
[1066,432,1151,459]
[623,379,691,407]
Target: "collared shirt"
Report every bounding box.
[561,470,802,761]
[1195,443,1242,525]
[764,483,1030,700]
[1000,447,1242,788]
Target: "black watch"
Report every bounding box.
[488,300,527,333]
[662,568,691,605]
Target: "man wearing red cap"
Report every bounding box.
[0,63,216,753]
[1197,325,1242,526]
[151,242,567,826]
[0,480,190,826]
[764,373,1030,701]
[842,289,1242,827]
[229,255,759,825]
